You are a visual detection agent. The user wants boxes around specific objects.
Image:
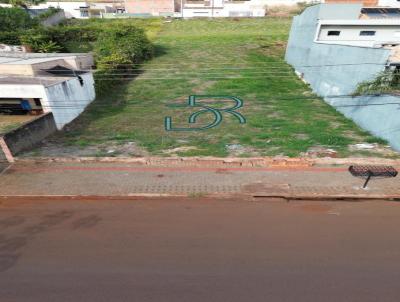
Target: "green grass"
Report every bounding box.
[0,115,33,135]
[48,18,392,157]
[0,123,21,134]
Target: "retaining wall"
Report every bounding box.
[285,4,400,150]
[1,113,57,156]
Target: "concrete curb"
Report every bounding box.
[252,193,400,201]
[1,192,399,202]
[14,156,400,167]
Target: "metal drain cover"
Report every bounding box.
[349,165,398,188]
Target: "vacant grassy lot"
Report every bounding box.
[36,18,393,157]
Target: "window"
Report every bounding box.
[395,31,400,38]
[34,98,41,106]
[360,31,376,36]
[327,31,341,36]
[80,7,89,17]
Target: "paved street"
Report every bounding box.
[1,197,400,301]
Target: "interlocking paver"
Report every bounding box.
[1,161,400,199]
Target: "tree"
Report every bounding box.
[0,0,45,8]
[20,29,63,52]
[0,7,36,31]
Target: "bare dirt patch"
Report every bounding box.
[163,146,198,156]
[22,141,149,158]
[348,143,397,157]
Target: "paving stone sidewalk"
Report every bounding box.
[1,161,400,199]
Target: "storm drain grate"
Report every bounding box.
[349,165,398,188]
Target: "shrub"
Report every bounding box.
[95,53,132,95]
[20,28,63,52]
[0,7,37,31]
[93,25,154,95]
[49,25,99,43]
[94,26,153,64]
[36,7,61,21]
[0,31,21,44]
[354,69,400,95]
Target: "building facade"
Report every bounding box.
[325,0,400,7]
[29,1,124,18]
[0,53,95,129]
[285,3,400,150]
[124,0,174,16]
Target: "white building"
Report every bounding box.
[29,1,123,18]
[378,0,400,6]
[285,3,400,151]
[181,0,318,18]
[312,6,400,47]
[317,20,400,47]
[0,53,95,129]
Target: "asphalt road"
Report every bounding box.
[1,197,400,302]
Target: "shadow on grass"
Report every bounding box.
[153,44,168,58]
[45,44,171,144]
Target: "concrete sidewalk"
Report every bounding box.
[1,160,400,200]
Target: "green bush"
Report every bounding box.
[0,31,21,44]
[93,25,154,95]
[36,7,61,21]
[94,26,153,64]
[0,14,155,95]
[49,25,99,43]
[95,53,132,95]
[20,28,63,52]
[0,7,37,31]
[0,0,45,5]
[355,69,400,95]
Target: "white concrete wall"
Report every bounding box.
[30,1,115,18]
[181,0,319,18]
[285,4,400,151]
[30,2,89,18]
[378,0,400,7]
[0,84,47,101]
[182,0,265,17]
[0,74,95,129]
[225,2,265,16]
[318,25,400,47]
[182,8,221,17]
[44,73,95,128]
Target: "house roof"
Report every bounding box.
[0,57,62,65]
[42,65,87,76]
[361,8,400,19]
[319,19,400,25]
[0,75,74,87]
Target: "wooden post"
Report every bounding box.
[0,137,15,163]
